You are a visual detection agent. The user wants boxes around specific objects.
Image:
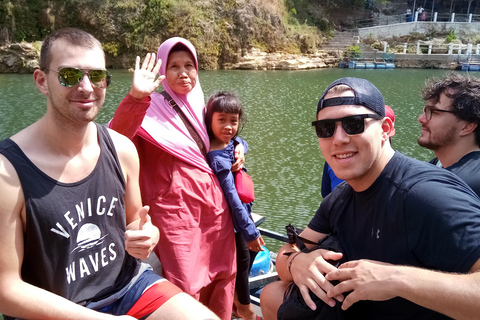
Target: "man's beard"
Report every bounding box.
[418,126,456,150]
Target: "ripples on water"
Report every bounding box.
[1,69,478,251]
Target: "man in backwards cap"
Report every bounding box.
[261,77,480,319]
[321,104,395,198]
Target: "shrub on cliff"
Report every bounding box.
[0,0,330,69]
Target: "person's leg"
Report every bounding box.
[260,281,290,320]
[146,292,220,320]
[234,293,257,320]
[234,233,257,320]
[123,273,219,320]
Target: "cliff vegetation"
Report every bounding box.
[0,0,373,70]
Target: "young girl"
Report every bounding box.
[206,92,265,320]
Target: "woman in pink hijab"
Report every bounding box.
[109,37,237,320]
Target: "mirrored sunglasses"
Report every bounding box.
[312,114,383,138]
[46,67,111,89]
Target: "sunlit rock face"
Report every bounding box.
[0,42,40,73]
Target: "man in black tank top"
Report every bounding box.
[0,28,218,320]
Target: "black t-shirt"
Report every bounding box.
[308,152,480,319]
[445,151,480,198]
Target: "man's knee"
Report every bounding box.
[260,281,289,320]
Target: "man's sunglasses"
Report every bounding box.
[45,67,111,89]
[312,114,383,138]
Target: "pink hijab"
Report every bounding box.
[140,37,212,173]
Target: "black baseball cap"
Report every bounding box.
[317,77,385,117]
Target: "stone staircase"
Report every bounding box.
[319,30,359,54]
[319,29,393,66]
[358,41,380,59]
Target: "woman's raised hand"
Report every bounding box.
[129,53,165,100]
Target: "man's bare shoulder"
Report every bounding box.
[9,122,40,147]
[105,127,139,171]
[0,152,24,219]
[0,151,20,183]
[106,127,136,151]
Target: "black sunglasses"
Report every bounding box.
[45,67,111,89]
[312,114,383,138]
[423,106,456,121]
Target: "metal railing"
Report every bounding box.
[355,12,480,28]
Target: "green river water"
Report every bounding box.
[1,68,478,252]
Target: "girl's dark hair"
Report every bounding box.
[205,91,247,140]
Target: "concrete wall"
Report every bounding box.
[358,22,480,39]
[393,53,460,69]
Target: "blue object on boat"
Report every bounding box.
[375,63,386,69]
[386,63,395,69]
[355,62,366,69]
[469,64,480,71]
[462,63,469,71]
[365,62,375,69]
[348,61,356,69]
[250,246,271,277]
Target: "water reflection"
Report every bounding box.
[1,68,477,251]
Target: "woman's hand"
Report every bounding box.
[129,53,164,100]
[231,142,245,172]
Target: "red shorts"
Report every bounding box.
[127,279,182,319]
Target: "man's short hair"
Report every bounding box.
[422,72,480,146]
[40,28,104,71]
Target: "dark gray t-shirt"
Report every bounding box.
[445,151,480,198]
[309,151,480,319]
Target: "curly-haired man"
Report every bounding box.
[418,72,480,196]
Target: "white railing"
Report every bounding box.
[355,12,479,28]
[400,41,480,55]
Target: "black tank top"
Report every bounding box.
[0,123,139,305]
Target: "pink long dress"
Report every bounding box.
[109,37,236,320]
[110,94,236,319]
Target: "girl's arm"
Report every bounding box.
[209,154,259,242]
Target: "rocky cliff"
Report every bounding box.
[0,41,342,73]
[0,42,40,73]
[228,47,341,70]
[0,0,334,72]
